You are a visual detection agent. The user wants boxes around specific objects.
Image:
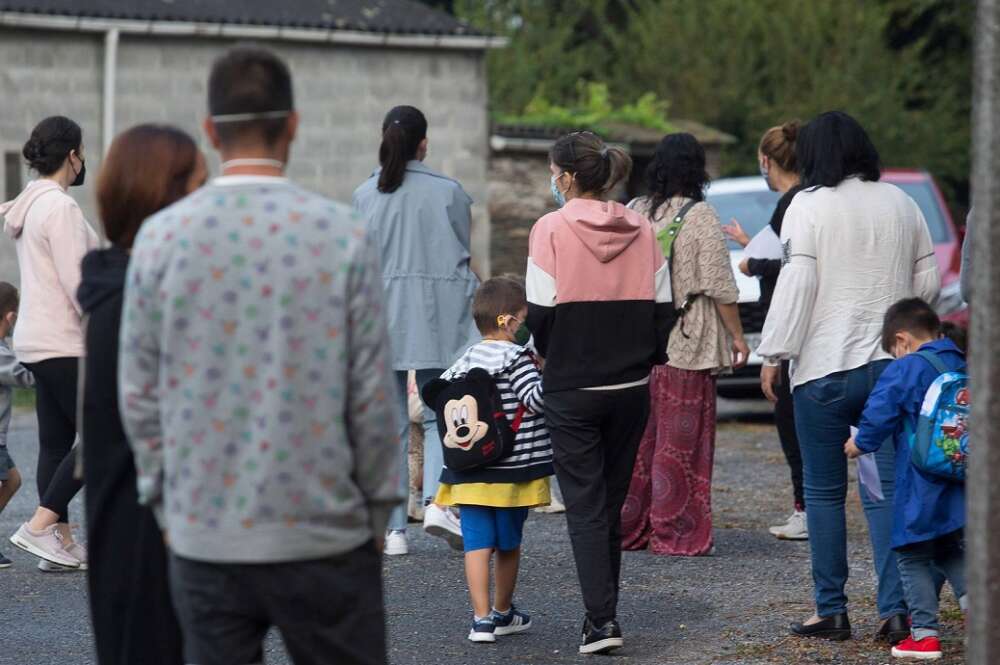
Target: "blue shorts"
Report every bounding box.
[0,446,13,482]
[459,505,529,553]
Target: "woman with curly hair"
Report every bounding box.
[621,132,749,556]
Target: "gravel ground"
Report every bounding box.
[0,405,966,665]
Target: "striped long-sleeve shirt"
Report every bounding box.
[439,340,553,485]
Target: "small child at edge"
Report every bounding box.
[846,298,966,661]
[0,282,36,568]
[435,276,553,644]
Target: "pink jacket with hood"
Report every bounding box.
[526,198,672,392]
[0,179,99,362]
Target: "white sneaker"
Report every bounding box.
[423,504,463,551]
[38,559,80,573]
[9,523,79,568]
[65,541,88,570]
[769,510,808,540]
[384,530,409,556]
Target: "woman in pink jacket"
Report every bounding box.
[2,116,98,570]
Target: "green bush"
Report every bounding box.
[496,82,676,134]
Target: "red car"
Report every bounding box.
[880,169,967,325]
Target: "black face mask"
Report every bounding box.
[70,154,86,187]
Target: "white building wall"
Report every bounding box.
[0,27,491,287]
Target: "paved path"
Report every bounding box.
[0,408,965,664]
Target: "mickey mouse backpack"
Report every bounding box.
[420,368,525,472]
[906,350,970,482]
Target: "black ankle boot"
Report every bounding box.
[877,613,910,645]
[790,613,852,641]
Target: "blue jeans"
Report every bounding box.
[896,531,967,640]
[793,360,906,619]
[387,369,445,532]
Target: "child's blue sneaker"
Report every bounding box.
[491,605,532,635]
[468,616,496,643]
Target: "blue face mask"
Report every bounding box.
[551,174,566,208]
[760,162,776,192]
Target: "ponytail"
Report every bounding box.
[550,131,633,197]
[603,146,631,193]
[377,106,428,194]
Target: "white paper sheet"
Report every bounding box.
[743,225,783,261]
[851,426,885,502]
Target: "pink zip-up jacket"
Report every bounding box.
[0,180,99,362]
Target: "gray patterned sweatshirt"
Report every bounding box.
[119,176,402,563]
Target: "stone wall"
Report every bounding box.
[0,27,492,286]
[488,151,554,278]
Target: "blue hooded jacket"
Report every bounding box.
[855,338,966,549]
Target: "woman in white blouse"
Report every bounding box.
[757,112,939,643]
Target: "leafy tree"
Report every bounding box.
[434,0,971,208]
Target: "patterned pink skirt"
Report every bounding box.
[621,364,717,556]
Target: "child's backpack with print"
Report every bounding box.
[421,368,526,472]
[906,350,970,482]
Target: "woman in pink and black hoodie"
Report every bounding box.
[2,116,98,570]
[526,131,671,655]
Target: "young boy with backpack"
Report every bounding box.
[845,298,967,661]
[421,276,553,644]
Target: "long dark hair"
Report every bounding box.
[645,132,710,214]
[378,106,427,194]
[98,124,200,250]
[22,116,82,175]
[549,131,631,196]
[797,111,881,189]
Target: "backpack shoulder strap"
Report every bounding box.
[510,403,528,433]
[657,199,699,266]
[914,350,950,375]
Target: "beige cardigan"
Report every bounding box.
[632,196,739,373]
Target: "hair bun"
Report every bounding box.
[21,136,44,162]
[782,121,800,142]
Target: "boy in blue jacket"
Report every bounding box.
[845,298,965,661]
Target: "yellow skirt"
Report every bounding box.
[435,477,551,509]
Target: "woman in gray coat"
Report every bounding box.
[353,105,479,556]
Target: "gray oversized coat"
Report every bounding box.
[353,160,479,370]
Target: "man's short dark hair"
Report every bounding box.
[881,298,941,353]
[208,45,293,146]
[473,277,527,335]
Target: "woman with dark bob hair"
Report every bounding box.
[757,111,940,643]
[4,116,98,570]
[78,124,206,664]
[621,132,748,557]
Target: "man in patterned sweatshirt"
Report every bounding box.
[118,46,401,665]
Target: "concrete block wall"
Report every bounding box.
[0,27,492,288]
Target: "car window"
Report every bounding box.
[890,181,951,244]
[704,190,781,250]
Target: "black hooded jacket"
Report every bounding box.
[77,246,184,665]
[78,246,130,469]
